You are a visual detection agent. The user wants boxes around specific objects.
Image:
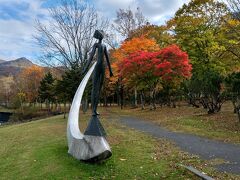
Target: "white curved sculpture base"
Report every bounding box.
[68,135,111,161]
[67,62,111,162]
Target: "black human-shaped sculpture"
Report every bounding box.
[83,30,113,137]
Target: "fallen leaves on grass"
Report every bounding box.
[119,158,127,161]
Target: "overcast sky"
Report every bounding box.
[0,0,191,61]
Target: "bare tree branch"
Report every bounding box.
[112,7,147,38]
[227,0,240,20]
[35,0,109,69]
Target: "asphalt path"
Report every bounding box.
[117,116,240,174]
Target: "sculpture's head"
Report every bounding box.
[93,30,104,40]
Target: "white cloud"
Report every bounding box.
[99,0,136,8]
[95,0,190,24]
[139,0,190,23]
[0,18,38,59]
[0,0,191,61]
[0,0,48,61]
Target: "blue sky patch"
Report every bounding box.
[0,2,30,21]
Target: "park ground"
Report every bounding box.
[108,102,240,144]
[0,106,240,179]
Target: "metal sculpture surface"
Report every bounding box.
[85,30,114,116]
[67,30,113,162]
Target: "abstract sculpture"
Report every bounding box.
[67,30,113,162]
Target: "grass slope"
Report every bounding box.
[0,111,238,179]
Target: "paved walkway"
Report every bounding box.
[117,116,240,174]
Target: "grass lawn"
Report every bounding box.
[0,110,239,179]
[108,102,240,144]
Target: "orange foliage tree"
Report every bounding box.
[111,36,160,81]
[19,65,44,104]
[109,37,160,107]
[113,36,160,62]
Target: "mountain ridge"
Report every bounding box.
[0,57,34,68]
[0,57,36,77]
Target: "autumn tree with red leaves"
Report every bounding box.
[111,36,160,108]
[118,44,192,109]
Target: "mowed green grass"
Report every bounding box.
[0,111,238,179]
[0,113,191,179]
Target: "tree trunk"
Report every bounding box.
[140,91,145,110]
[104,94,107,107]
[150,90,156,110]
[134,88,137,107]
[232,99,237,113]
[170,96,176,108]
[237,108,240,123]
[113,94,115,106]
[153,91,156,110]
[58,103,61,112]
[236,98,240,123]
[117,91,120,106]
[82,97,88,113]
[120,85,124,109]
[19,97,24,115]
[64,102,66,119]
[55,102,58,111]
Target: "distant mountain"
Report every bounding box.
[0,57,63,79]
[0,57,35,76]
[0,57,33,68]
